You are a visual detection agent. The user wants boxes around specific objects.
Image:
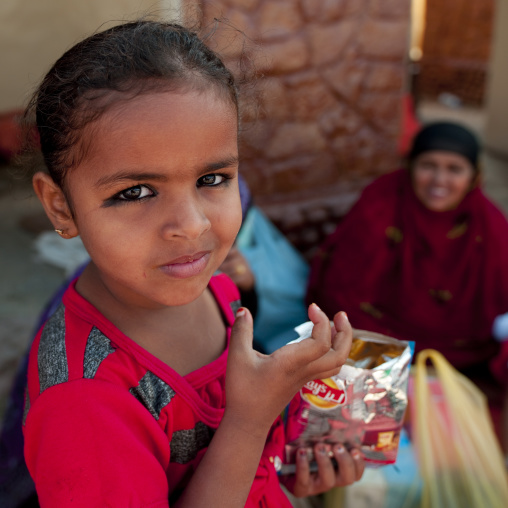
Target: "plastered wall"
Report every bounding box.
[484,0,508,156]
[0,0,180,111]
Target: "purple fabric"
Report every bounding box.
[0,263,87,507]
[238,173,252,220]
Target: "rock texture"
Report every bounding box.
[198,0,410,257]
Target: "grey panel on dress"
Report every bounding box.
[38,305,68,394]
[230,299,241,315]
[22,385,30,426]
[170,421,215,464]
[83,327,116,379]
[129,370,175,420]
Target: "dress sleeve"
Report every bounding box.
[24,378,171,507]
[491,341,508,386]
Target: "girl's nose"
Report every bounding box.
[160,198,211,240]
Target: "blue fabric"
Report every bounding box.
[236,207,309,353]
[381,428,422,507]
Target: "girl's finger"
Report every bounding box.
[287,340,347,383]
[332,444,356,486]
[293,448,311,494]
[331,311,353,356]
[313,444,336,490]
[308,303,332,348]
[277,304,333,368]
[350,448,365,481]
[274,307,350,382]
[229,307,255,356]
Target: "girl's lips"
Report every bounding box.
[159,251,211,279]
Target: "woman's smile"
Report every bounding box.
[411,150,476,212]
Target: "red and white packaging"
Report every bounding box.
[282,324,414,471]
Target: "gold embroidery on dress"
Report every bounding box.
[385,226,403,244]
[360,302,384,319]
[317,249,329,259]
[429,289,453,302]
[447,222,468,239]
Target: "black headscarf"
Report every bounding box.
[408,121,480,170]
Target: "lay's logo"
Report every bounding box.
[301,378,346,410]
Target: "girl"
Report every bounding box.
[22,20,364,507]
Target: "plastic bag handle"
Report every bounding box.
[414,349,508,508]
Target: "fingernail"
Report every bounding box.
[236,307,246,317]
[335,444,345,454]
[298,449,308,460]
[311,303,321,310]
[351,449,361,459]
[318,444,327,456]
[341,311,349,322]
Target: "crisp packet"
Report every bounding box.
[282,323,414,473]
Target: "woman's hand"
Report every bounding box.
[219,246,255,291]
[224,303,353,437]
[282,443,365,497]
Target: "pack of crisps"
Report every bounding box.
[282,324,414,472]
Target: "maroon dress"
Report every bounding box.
[308,169,508,385]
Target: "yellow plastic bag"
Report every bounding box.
[413,349,508,508]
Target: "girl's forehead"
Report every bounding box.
[85,88,237,140]
[70,89,239,182]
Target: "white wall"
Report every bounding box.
[0,0,181,112]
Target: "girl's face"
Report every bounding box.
[411,150,476,212]
[63,89,242,309]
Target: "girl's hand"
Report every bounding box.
[281,444,365,497]
[224,303,352,436]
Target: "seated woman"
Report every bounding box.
[307,121,508,449]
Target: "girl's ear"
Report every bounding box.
[32,172,79,238]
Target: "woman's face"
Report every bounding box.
[411,150,476,212]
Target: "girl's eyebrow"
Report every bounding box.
[203,156,239,172]
[94,172,168,189]
[94,157,239,189]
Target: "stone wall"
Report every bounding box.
[199,0,410,258]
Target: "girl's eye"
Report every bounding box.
[198,174,226,187]
[116,185,154,201]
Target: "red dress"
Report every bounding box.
[23,274,290,507]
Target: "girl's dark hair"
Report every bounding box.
[25,20,239,188]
